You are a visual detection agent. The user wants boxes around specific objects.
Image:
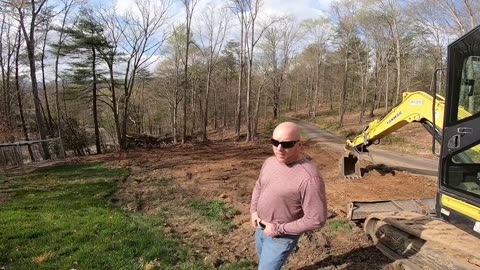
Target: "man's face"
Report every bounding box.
[271,136,300,165]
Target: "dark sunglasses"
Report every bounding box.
[270,138,298,149]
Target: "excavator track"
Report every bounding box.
[365,212,480,270]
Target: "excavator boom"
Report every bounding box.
[341,91,472,178]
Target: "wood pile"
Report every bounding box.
[126,134,174,148]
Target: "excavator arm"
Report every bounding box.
[341,91,471,178]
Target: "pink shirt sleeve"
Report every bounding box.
[274,176,327,235]
[250,161,266,213]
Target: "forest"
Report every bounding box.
[0,0,478,158]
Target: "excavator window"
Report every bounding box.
[443,27,480,202]
[459,56,480,119]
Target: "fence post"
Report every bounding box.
[58,138,65,159]
[16,144,24,168]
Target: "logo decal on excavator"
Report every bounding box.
[387,111,402,125]
[410,100,423,106]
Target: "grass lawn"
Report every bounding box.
[0,163,204,270]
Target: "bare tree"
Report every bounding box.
[262,17,301,119]
[331,0,358,127]
[10,0,51,159]
[431,0,479,35]
[118,0,171,149]
[180,0,199,144]
[244,0,276,141]
[0,11,16,129]
[302,18,330,118]
[197,5,228,142]
[252,72,267,137]
[230,0,248,139]
[51,0,78,157]
[39,5,54,129]
[158,24,187,144]
[13,26,34,160]
[357,8,390,117]
[375,0,405,105]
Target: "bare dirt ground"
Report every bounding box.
[77,120,437,269]
[2,109,438,269]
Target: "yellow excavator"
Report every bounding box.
[341,26,480,269]
[341,90,451,179]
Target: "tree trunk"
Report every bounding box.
[385,59,390,111]
[202,66,212,141]
[339,47,349,127]
[18,1,50,159]
[245,52,252,142]
[41,25,53,130]
[15,29,34,161]
[0,15,5,121]
[191,76,196,134]
[53,2,72,158]
[182,9,192,144]
[235,20,244,138]
[295,79,299,113]
[223,66,228,128]
[313,50,320,118]
[253,84,263,138]
[108,63,121,147]
[369,49,380,117]
[273,85,280,118]
[91,48,101,154]
[213,77,218,130]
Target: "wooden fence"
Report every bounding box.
[0,138,64,169]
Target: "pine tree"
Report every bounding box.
[63,9,110,154]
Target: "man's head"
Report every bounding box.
[271,122,301,165]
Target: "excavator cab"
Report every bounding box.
[344,27,480,269]
[437,26,480,236]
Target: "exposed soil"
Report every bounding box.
[0,106,440,269]
[81,123,437,269]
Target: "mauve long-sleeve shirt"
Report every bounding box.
[250,156,327,236]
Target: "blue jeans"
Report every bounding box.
[255,228,300,270]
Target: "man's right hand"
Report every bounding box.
[251,211,260,229]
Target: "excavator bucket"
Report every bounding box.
[340,154,362,179]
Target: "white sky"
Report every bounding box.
[107,0,332,23]
[82,0,334,73]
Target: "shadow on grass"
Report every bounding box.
[32,162,129,179]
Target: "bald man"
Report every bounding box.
[250,122,327,270]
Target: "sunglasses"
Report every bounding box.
[270,138,298,149]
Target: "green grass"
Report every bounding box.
[188,200,237,233]
[327,219,352,232]
[0,162,205,270]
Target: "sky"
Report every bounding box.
[106,0,332,23]
[79,0,334,74]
